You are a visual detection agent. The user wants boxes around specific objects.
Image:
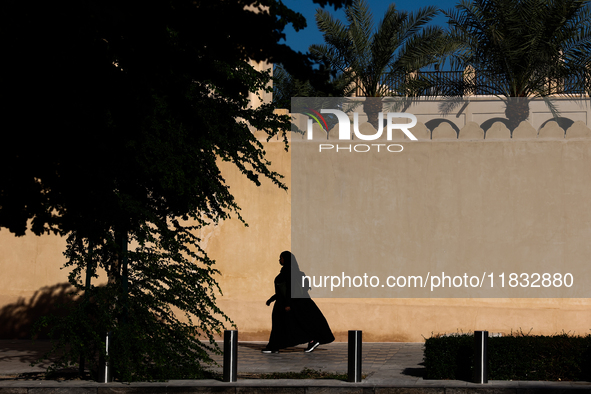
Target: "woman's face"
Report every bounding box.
[279,255,285,266]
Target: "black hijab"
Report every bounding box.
[280,251,311,294]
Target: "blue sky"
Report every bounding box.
[281,0,458,54]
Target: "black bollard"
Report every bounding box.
[98,331,113,383]
[473,331,488,384]
[223,330,238,382]
[347,330,362,382]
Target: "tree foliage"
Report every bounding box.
[37,223,230,381]
[440,0,591,128]
[1,0,351,381]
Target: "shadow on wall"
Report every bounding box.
[480,118,510,134]
[425,119,460,138]
[0,283,76,339]
[540,117,574,132]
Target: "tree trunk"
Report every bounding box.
[363,97,383,130]
[505,98,530,134]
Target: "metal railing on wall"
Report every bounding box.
[355,70,589,97]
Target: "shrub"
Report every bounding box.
[424,331,591,381]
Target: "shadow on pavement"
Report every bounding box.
[402,367,426,378]
[238,342,328,353]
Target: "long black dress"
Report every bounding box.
[265,265,334,350]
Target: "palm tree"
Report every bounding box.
[441,0,591,131]
[309,0,448,129]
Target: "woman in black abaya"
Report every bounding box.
[262,251,334,353]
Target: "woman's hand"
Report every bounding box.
[285,306,291,311]
[266,298,273,306]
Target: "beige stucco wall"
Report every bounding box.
[206,119,591,342]
[0,230,69,338]
[2,111,591,342]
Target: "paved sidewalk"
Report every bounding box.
[0,340,425,382]
[0,340,54,375]
[2,340,591,392]
[204,341,425,382]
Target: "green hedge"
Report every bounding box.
[424,332,591,381]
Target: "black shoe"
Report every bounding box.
[261,348,279,354]
[305,341,320,353]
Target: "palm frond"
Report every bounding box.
[442,0,591,100]
[311,0,443,99]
